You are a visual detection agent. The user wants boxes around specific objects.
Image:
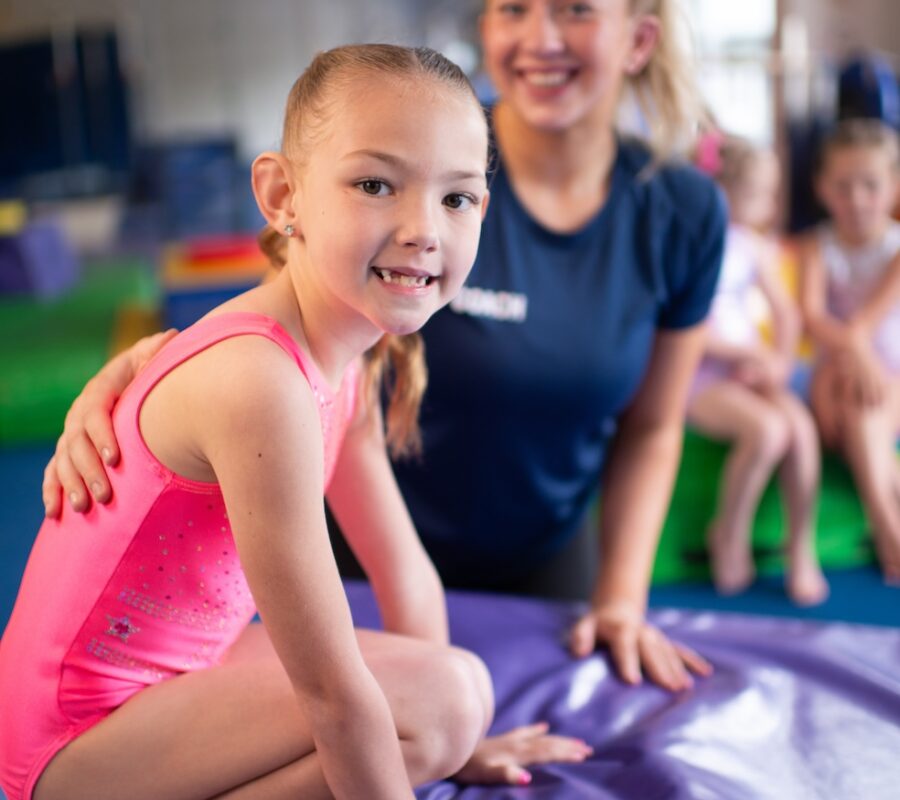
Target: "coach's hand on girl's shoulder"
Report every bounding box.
[43,329,177,517]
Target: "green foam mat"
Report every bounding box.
[652,429,874,584]
[0,260,159,444]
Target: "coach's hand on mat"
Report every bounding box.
[454,723,593,786]
[43,329,177,517]
[569,601,712,692]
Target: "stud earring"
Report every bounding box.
[284,224,295,237]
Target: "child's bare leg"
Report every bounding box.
[838,395,900,582]
[809,359,843,451]
[769,390,829,605]
[689,382,791,594]
[891,378,900,505]
[35,624,491,800]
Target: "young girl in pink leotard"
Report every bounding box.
[0,45,589,800]
[689,135,827,605]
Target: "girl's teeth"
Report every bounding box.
[375,268,429,288]
[526,72,569,87]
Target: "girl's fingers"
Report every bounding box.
[503,722,550,740]
[460,760,531,786]
[501,765,533,786]
[521,735,593,764]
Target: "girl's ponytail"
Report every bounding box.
[363,333,428,459]
[257,223,288,270]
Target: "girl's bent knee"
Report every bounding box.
[419,650,490,778]
[742,411,790,463]
[452,647,494,728]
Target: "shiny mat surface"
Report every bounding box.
[344,581,900,800]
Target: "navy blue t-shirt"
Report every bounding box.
[393,138,726,584]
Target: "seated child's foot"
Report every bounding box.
[786,551,829,607]
[873,531,900,585]
[708,524,755,595]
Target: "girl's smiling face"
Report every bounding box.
[289,76,490,338]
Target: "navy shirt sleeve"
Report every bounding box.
[656,165,728,329]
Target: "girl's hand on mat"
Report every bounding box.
[454,723,593,785]
[43,329,177,517]
[569,603,713,692]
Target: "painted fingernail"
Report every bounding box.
[518,772,532,785]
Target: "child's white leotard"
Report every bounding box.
[819,220,900,373]
[691,223,765,395]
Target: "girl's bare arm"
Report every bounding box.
[191,337,416,799]
[326,392,448,644]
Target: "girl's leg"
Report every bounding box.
[837,386,900,582]
[767,390,829,605]
[688,382,791,594]
[35,624,491,800]
[809,359,843,451]
[891,377,900,505]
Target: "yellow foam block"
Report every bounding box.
[0,200,27,235]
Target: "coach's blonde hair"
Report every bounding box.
[626,0,708,160]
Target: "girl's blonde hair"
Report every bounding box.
[627,0,708,161]
[816,117,900,175]
[258,44,486,457]
[712,134,765,195]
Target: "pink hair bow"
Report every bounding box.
[695,130,724,176]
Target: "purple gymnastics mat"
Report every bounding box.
[343,581,900,800]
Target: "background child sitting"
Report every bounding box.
[690,134,828,606]
[799,118,900,583]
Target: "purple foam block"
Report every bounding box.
[0,223,80,298]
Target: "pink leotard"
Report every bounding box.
[0,312,359,800]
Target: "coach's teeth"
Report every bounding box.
[525,71,569,87]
